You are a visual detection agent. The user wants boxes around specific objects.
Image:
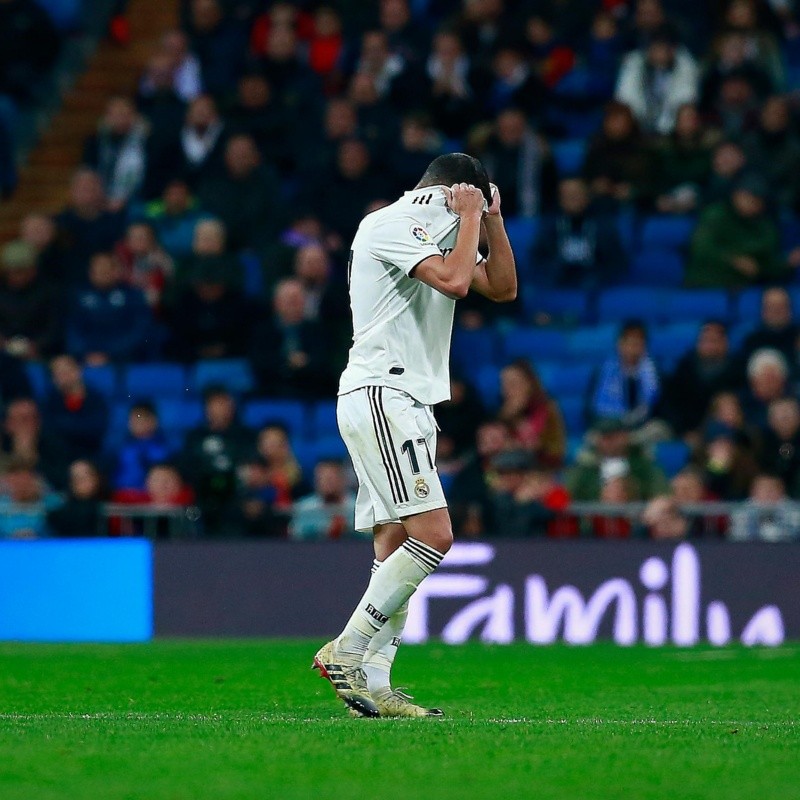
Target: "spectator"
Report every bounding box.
[19,213,61,284]
[672,466,710,504]
[642,495,690,539]
[113,462,195,538]
[0,0,60,103]
[114,222,174,311]
[226,73,291,172]
[82,96,148,211]
[47,460,107,537]
[721,0,783,89]
[687,177,788,288]
[739,288,797,365]
[0,241,61,359]
[741,348,789,429]
[289,460,357,540]
[745,95,800,210]
[348,72,401,157]
[700,29,773,113]
[0,350,32,415]
[660,321,737,438]
[482,45,544,116]
[306,5,344,82]
[197,134,282,250]
[425,29,480,138]
[356,29,418,111]
[143,179,209,260]
[497,359,566,467]
[479,108,557,219]
[622,0,667,52]
[299,96,360,179]
[706,390,759,449]
[435,376,487,467]
[759,397,800,497]
[110,402,174,491]
[567,417,668,501]
[583,101,655,208]
[591,459,635,538]
[1,397,69,490]
[238,423,308,537]
[176,94,227,187]
[173,217,240,294]
[390,112,444,190]
[489,449,571,538]
[311,137,391,242]
[0,107,15,198]
[703,139,749,206]
[730,473,800,541]
[158,29,203,102]
[250,278,332,398]
[379,0,428,64]
[169,257,253,361]
[707,68,763,138]
[43,355,108,461]
[187,0,247,97]
[654,103,716,215]
[181,387,253,534]
[449,419,510,538]
[615,26,699,135]
[55,169,127,285]
[589,321,660,429]
[0,457,58,539]
[700,420,759,500]
[532,177,627,288]
[520,11,578,90]
[66,252,152,364]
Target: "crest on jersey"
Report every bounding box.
[414,478,430,499]
[410,224,432,244]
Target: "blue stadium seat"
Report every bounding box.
[559,396,586,435]
[665,289,729,323]
[566,436,584,462]
[240,252,264,299]
[566,324,618,359]
[156,398,204,432]
[640,216,696,249]
[540,363,595,397]
[295,436,349,476]
[36,0,82,30]
[83,365,117,398]
[617,210,637,256]
[648,323,699,363]
[501,328,568,362]
[24,362,48,400]
[552,139,586,176]
[522,288,590,323]
[597,287,668,322]
[780,216,800,250]
[729,322,755,350]
[629,249,684,286]
[124,363,188,400]
[504,217,540,265]
[655,441,690,478]
[242,399,305,435]
[734,288,763,321]
[451,328,498,377]
[193,359,255,395]
[310,401,338,439]
[475,364,501,409]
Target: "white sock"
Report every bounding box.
[336,538,444,662]
[363,558,409,697]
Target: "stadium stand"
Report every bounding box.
[1,0,800,541]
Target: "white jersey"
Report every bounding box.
[338,185,467,406]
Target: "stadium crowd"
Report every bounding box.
[3,0,800,541]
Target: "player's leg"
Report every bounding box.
[334,389,450,664]
[361,523,407,699]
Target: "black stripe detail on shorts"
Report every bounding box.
[367,387,404,505]
[375,387,409,503]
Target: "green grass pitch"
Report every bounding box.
[1,640,798,800]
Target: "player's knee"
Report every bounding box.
[428,526,453,555]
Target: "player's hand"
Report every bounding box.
[486,183,501,217]
[447,183,485,219]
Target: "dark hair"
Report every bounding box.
[130,401,157,416]
[203,384,233,402]
[417,153,492,203]
[619,320,647,339]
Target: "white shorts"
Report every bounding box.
[337,386,447,533]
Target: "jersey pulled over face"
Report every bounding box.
[338,186,463,406]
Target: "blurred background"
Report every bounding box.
[2,0,800,557]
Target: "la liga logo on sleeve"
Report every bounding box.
[410,225,432,244]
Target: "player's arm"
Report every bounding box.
[470,184,517,303]
[411,183,485,299]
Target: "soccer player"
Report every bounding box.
[313,153,517,717]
